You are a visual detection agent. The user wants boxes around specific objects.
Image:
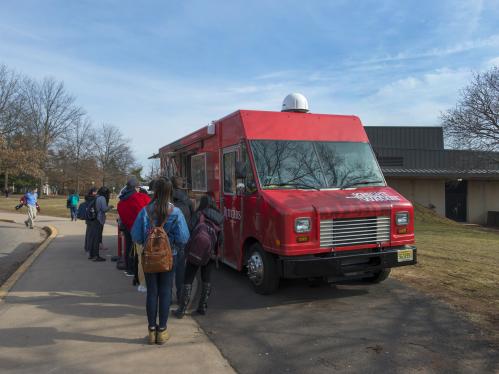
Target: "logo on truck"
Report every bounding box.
[346,192,400,202]
[224,207,242,220]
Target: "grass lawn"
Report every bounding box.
[0,195,119,222]
[392,204,499,342]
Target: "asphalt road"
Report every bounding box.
[0,221,46,285]
[194,266,499,374]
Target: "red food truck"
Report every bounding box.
[159,94,416,294]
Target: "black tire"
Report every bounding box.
[246,243,279,295]
[363,268,391,283]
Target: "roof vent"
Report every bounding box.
[281,93,309,113]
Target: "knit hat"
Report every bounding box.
[126,177,138,189]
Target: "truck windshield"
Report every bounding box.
[250,140,385,190]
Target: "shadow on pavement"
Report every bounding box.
[207,264,369,310]
[0,327,144,347]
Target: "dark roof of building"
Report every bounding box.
[366,126,499,179]
[365,126,444,150]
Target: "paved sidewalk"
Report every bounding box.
[0,212,234,374]
[0,221,46,285]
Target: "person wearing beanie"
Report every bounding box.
[117,177,151,280]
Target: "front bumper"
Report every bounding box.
[277,245,417,279]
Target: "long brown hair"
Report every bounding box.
[150,177,173,225]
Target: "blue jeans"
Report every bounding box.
[144,259,176,330]
[70,206,77,220]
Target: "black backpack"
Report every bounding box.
[77,198,97,221]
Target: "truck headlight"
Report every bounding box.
[295,217,311,233]
[396,212,409,226]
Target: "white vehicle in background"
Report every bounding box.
[117,185,153,197]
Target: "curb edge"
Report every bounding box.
[0,225,58,300]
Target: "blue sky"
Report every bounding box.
[1,0,499,166]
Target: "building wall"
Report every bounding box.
[386,178,446,217]
[387,178,499,224]
[468,181,499,225]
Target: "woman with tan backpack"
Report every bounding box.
[131,177,190,345]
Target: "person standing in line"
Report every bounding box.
[131,177,189,345]
[171,176,194,302]
[117,177,151,279]
[23,188,38,229]
[67,190,80,221]
[87,187,113,262]
[96,186,113,254]
[175,195,224,319]
[84,188,97,253]
[84,188,99,257]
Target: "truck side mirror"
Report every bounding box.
[235,161,247,179]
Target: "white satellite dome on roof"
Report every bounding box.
[281,93,309,113]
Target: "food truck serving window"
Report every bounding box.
[191,153,207,192]
[250,140,385,190]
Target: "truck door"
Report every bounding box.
[221,146,242,268]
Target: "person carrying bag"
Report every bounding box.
[174,195,223,319]
[131,177,189,345]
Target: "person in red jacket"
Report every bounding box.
[117,177,151,281]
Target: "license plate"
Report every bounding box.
[397,249,413,262]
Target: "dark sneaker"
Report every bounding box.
[93,256,106,262]
[88,256,96,260]
[124,271,134,277]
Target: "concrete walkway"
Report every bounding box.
[0,212,234,374]
[0,220,46,285]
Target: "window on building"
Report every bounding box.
[191,153,207,192]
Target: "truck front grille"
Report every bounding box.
[320,216,391,248]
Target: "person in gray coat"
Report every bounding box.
[88,186,113,262]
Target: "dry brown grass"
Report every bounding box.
[0,195,119,221]
[392,203,499,342]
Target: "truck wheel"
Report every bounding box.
[363,268,391,283]
[247,243,279,295]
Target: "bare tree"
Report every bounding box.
[94,124,136,187]
[22,76,85,192]
[0,64,23,136]
[146,159,160,181]
[442,66,499,154]
[58,117,96,193]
